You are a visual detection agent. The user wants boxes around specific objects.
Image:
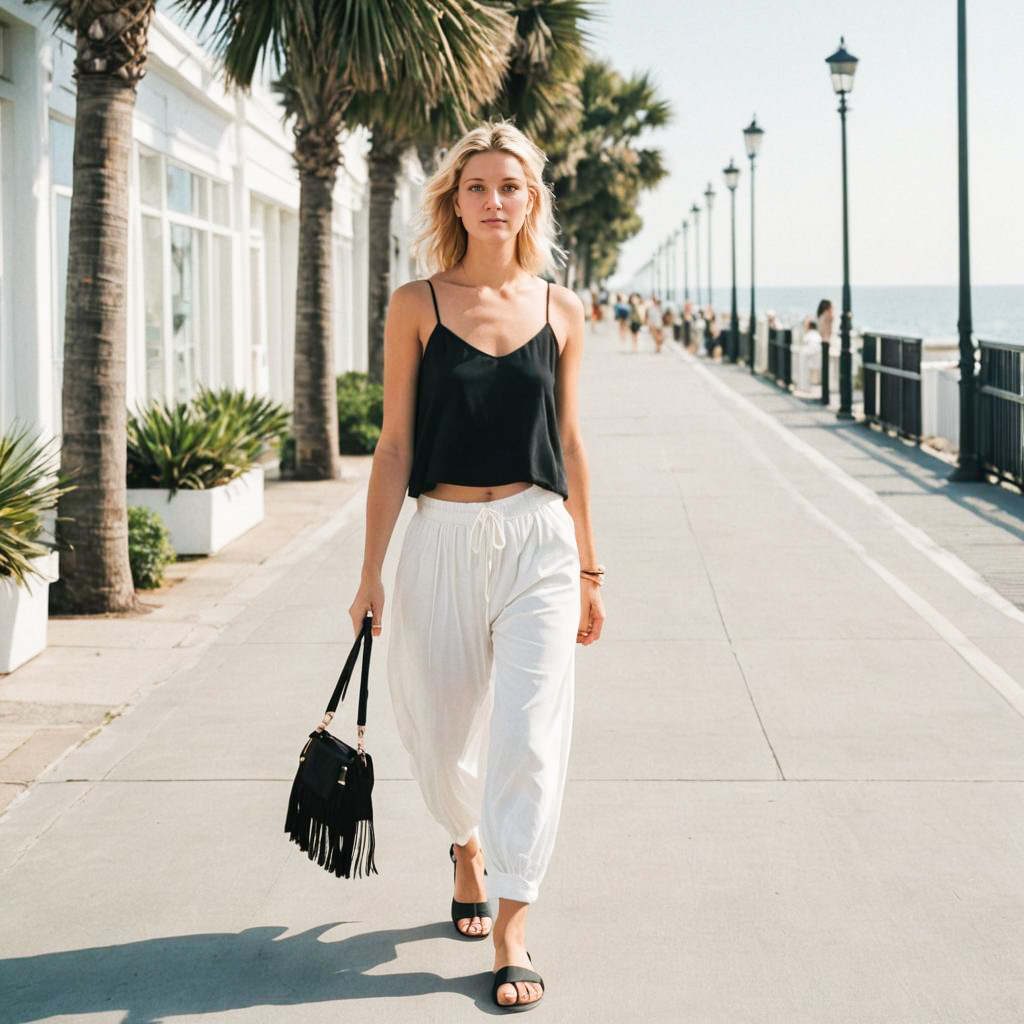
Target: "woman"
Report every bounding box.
[646,294,663,352]
[350,120,605,1012]
[627,291,644,351]
[613,291,630,343]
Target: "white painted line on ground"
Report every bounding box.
[672,344,1024,719]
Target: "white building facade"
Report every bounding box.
[0,3,424,442]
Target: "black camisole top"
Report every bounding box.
[406,278,569,501]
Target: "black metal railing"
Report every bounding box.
[862,333,922,439]
[977,339,1024,488]
[766,327,792,387]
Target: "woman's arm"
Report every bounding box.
[552,284,605,645]
[348,282,423,638]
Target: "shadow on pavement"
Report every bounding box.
[0,920,510,1022]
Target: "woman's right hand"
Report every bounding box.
[350,573,385,639]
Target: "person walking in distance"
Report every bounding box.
[351,120,606,1012]
[646,294,663,352]
[613,291,630,344]
[627,291,644,352]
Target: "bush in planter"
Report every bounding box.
[337,371,382,455]
[0,422,76,587]
[191,385,291,463]
[276,431,296,478]
[127,506,176,589]
[127,389,290,494]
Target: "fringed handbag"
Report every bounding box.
[284,611,378,878]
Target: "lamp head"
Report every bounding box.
[743,115,764,158]
[723,158,740,191]
[826,36,859,94]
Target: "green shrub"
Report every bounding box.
[0,422,76,587]
[191,384,291,462]
[127,506,176,589]
[277,432,296,477]
[337,371,382,455]
[127,388,290,494]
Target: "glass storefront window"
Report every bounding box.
[170,224,204,403]
[142,215,164,400]
[50,118,74,190]
[166,162,205,218]
[211,180,230,227]
[138,150,233,403]
[139,151,162,208]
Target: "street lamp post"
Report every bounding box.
[682,219,690,301]
[690,203,701,308]
[669,230,677,306]
[704,182,716,316]
[951,0,981,480]
[742,116,764,375]
[826,37,859,420]
[723,158,740,363]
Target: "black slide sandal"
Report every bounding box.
[449,843,493,939]
[492,951,544,1012]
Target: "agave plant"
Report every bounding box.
[0,422,77,587]
[126,400,250,494]
[127,389,291,494]
[191,384,291,462]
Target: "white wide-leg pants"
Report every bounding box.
[387,484,581,904]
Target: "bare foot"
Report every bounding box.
[493,936,542,1007]
[452,841,491,937]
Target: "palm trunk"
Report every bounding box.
[292,137,341,480]
[50,73,140,614]
[366,137,404,384]
[415,141,437,179]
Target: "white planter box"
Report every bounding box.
[126,465,265,556]
[0,550,58,674]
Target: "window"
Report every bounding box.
[0,23,9,83]
[137,149,233,402]
[248,197,268,395]
[49,115,74,415]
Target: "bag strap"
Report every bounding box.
[317,612,373,752]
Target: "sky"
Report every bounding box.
[586,0,1023,289]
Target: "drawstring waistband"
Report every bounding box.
[468,506,507,601]
[413,484,564,602]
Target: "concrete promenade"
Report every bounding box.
[2,321,1023,1022]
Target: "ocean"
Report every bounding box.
[654,285,1023,343]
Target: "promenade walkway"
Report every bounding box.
[1,321,1023,1023]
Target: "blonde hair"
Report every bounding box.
[412,119,566,277]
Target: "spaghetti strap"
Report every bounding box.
[425,279,441,325]
[545,280,550,326]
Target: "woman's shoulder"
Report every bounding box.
[390,278,436,309]
[546,280,585,317]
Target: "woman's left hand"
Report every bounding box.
[577,579,605,645]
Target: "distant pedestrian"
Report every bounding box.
[613,292,630,343]
[662,297,679,342]
[817,299,834,343]
[704,305,718,357]
[646,295,663,351]
[627,292,644,352]
[682,298,695,351]
[799,314,823,385]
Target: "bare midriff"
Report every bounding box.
[420,481,533,503]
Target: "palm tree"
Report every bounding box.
[551,59,671,287]
[178,0,516,476]
[34,1,158,614]
[479,0,594,140]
